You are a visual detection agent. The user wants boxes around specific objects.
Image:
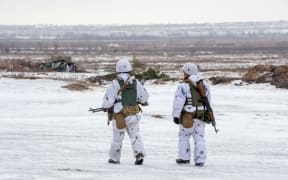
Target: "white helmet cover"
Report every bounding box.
[182,63,198,75]
[116,58,132,73]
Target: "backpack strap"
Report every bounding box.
[117,75,131,95]
[183,79,199,90]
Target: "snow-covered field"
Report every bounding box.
[0,78,288,180]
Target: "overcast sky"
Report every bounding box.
[0,0,288,25]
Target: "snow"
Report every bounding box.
[0,78,288,180]
[0,72,105,82]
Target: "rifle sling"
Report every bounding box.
[117,75,131,95]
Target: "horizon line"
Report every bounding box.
[0,20,287,26]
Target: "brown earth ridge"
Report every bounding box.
[242,65,288,89]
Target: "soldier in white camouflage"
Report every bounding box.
[172,63,212,167]
[102,58,149,165]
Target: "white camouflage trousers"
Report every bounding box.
[178,119,206,163]
[109,116,145,162]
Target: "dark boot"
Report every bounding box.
[108,159,120,164]
[135,153,144,165]
[195,163,204,167]
[176,159,190,164]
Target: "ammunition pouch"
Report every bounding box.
[113,113,126,129]
[194,110,211,124]
[180,112,194,128]
[113,105,140,129]
[181,109,212,128]
[121,105,140,117]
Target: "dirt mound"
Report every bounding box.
[0,55,78,73]
[209,76,240,85]
[62,83,90,91]
[86,73,116,85]
[3,74,40,80]
[86,69,172,85]
[151,78,179,85]
[0,60,40,72]
[242,65,288,89]
[151,114,165,119]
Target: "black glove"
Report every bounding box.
[173,117,180,124]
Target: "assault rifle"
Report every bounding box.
[89,101,148,125]
[88,107,113,126]
[88,107,107,113]
[196,81,219,133]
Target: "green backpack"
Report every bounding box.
[118,79,137,107]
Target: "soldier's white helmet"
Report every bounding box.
[182,63,198,75]
[116,58,132,73]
